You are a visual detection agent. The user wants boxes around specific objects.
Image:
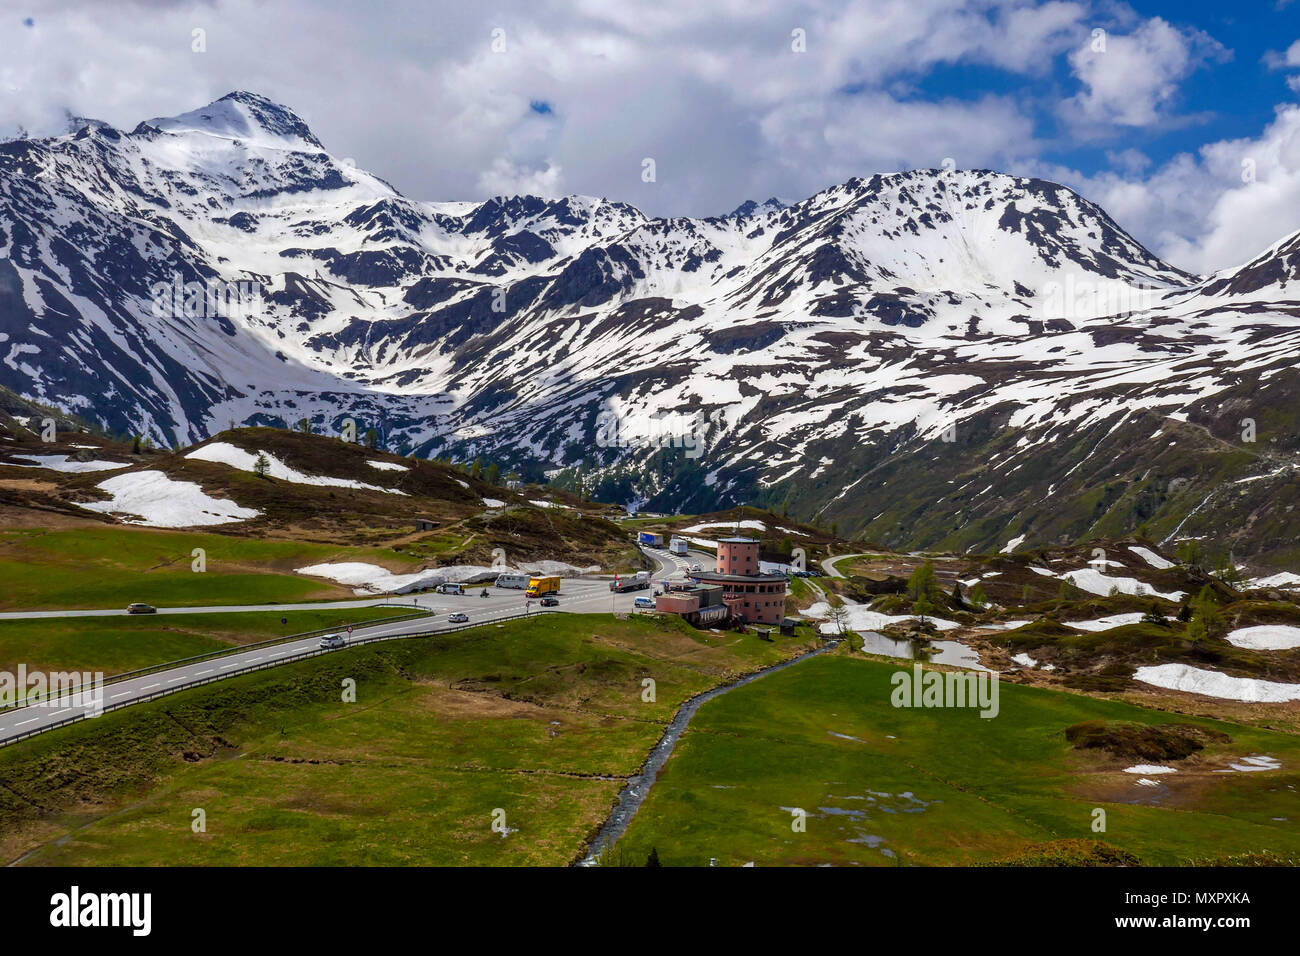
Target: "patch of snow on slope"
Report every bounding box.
[1000,534,1025,553]
[1225,755,1282,772]
[1226,625,1300,650]
[6,454,129,473]
[1134,663,1300,702]
[187,442,406,494]
[1124,765,1177,774]
[296,559,592,593]
[682,520,766,532]
[367,460,408,472]
[296,562,454,593]
[1066,613,1146,631]
[1251,572,1300,589]
[1129,545,1174,569]
[80,471,260,527]
[1062,568,1184,601]
[804,601,959,632]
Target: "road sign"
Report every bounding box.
[347,625,354,634]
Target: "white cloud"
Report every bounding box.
[1263,39,1300,70]
[0,0,1092,219]
[762,93,1039,190]
[477,158,565,198]
[1025,105,1300,274]
[1065,18,1228,128]
[0,0,1282,277]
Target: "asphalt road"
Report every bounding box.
[0,548,715,745]
[0,598,408,620]
[821,553,870,578]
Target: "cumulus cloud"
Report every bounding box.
[1064,18,1229,129]
[478,158,565,198]
[1026,105,1300,274]
[0,0,1289,274]
[0,0,1088,218]
[761,93,1039,191]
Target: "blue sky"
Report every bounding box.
[903,1,1293,181]
[3,0,1299,272]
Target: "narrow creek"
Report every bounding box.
[576,638,840,866]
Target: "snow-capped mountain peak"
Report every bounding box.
[147,91,325,151]
[3,93,1300,564]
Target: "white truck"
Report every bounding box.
[669,537,689,556]
[609,570,652,593]
[494,573,530,589]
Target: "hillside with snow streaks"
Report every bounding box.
[3,92,1300,564]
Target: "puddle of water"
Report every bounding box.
[858,630,989,672]
[859,631,917,659]
[847,832,886,847]
[928,641,991,672]
[817,806,867,818]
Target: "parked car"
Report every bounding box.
[126,603,156,614]
[319,633,346,649]
[540,596,559,607]
[449,612,469,623]
[634,596,656,609]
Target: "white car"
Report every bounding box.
[319,633,346,649]
[449,612,469,624]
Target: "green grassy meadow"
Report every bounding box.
[613,654,1300,866]
[0,526,401,611]
[0,614,821,866]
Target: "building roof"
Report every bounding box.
[718,536,759,543]
[692,571,787,583]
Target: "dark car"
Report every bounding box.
[540,597,560,607]
[126,603,156,614]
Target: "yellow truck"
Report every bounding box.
[525,575,561,597]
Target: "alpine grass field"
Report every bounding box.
[0,615,822,865]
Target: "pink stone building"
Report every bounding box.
[692,536,787,625]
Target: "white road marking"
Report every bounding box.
[111,692,129,699]
[143,683,161,690]
[16,718,38,726]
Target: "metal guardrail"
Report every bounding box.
[3,605,435,709]
[0,608,558,749]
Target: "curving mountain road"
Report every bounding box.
[0,548,712,747]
